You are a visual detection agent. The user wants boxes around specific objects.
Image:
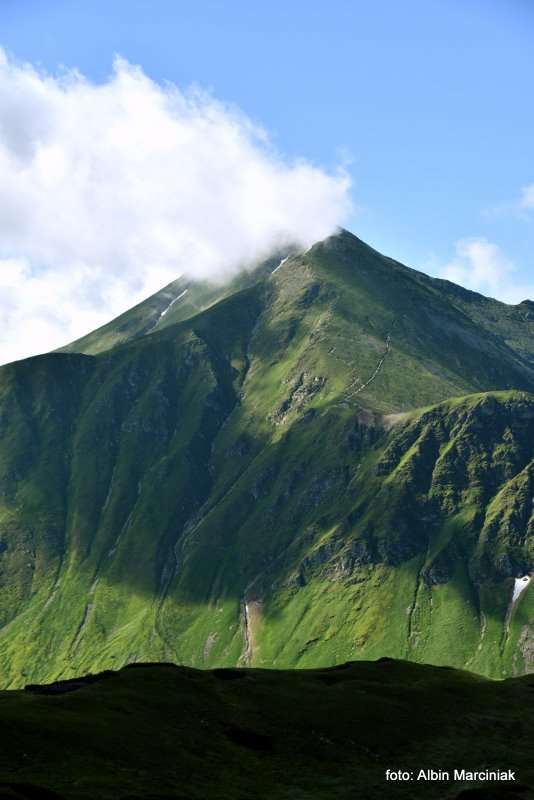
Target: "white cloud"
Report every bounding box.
[480,182,534,222]
[519,183,534,212]
[438,237,534,304]
[0,51,352,365]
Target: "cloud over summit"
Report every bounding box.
[0,51,351,364]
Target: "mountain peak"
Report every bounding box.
[1,227,533,687]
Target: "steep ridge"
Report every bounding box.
[59,250,291,356]
[0,230,532,686]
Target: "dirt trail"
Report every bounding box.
[344,333,391,401]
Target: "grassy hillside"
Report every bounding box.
[0,230,532,686]
[0,660,532,800]
[60,251,291,356]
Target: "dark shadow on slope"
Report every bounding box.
[455,788,531,799]
[0,784,66,800]
[0,660,533,800]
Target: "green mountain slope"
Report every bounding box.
[0,230,532,686]
[0,660,532,800]
[59,250,291,356]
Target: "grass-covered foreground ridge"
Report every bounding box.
[0,230,532,686]
[0,659,532,800]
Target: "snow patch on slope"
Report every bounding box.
[271,256,289,275]
[160,288,189,318]
[512,575,531,604]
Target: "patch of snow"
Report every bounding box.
[512,575,531,604]
[271,256,289,275]
[159,288,188,318]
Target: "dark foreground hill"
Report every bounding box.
[0,659,532,800]
[0,229,532,685]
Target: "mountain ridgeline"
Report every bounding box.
[0,229,532,687]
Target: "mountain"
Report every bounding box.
[0,229,532,687]
[0,659,532,800]
[58,250,291,356]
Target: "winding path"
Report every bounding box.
[343,332,392,401]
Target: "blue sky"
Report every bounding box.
[0,0,533,361]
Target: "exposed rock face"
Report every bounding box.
[271,372,326,424]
